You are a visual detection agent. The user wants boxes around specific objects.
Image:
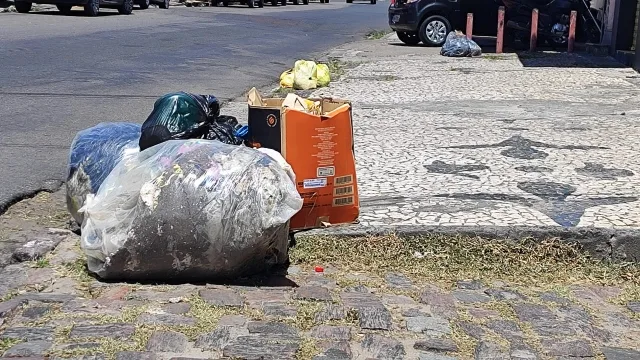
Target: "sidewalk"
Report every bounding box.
[0,36,639,360]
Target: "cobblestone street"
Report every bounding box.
[1,36,640,360]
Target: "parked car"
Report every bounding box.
[137,0,170,9]
[388,0,501,46]
[13,0,134,15]
[215,0,264,7]
[347,0,376,4]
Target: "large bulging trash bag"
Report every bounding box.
[440,31,482,57]
[78,139,304,281]
[316,63,331,87]
[66,122,141,225]
[293,60,318,90]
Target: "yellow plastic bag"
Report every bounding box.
[316,63,331,87]
[280,69,294,88]
[293,60,318,90]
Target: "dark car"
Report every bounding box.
[389,0,501,46]
[137,0,170,10]
[13,0,134,15]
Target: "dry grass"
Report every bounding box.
[296,338,320,360]
[365,29,391,40]
[0,338,21,354]
[290,234,640,297]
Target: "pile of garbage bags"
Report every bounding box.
[66,92,302,281]
[280,60,331,90]
[440,31,482,57]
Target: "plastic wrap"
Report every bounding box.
[440,32,482,57]
[316,64,331,87]
[66,122,141,225]
[293,60,318,90]
[79,139,303,281]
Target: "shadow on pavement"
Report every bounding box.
[28,9,121,15]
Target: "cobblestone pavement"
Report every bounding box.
[0,229,639,360]
[306,36,640,230]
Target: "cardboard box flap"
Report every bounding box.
[323,103,351,118]
[247,87,264,107]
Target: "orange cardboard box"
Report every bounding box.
[246,88,359,230]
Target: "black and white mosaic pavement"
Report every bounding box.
[311,41,640,229]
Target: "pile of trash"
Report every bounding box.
[279,60,331,90]
[67,92,302,281]
[440,31,482,57]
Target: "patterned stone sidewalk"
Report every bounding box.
[304,36,640,231]
[0,229,639,360]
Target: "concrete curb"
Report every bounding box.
[296,225,640,262]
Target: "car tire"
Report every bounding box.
[14,1,32,12]
[270,0,276,5]
[292,0,298,4]
[118,0,133,14]
[139,0,149,9]
[346,0,352,2]
[160,0,170,8]
[84,0,99,16]
[370,0,375,3]
[257,0,263,6]
[280,0,286,5]
[396,31,420,45]
[57,4,72,13]
[418,15,451,46]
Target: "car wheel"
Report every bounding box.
[346,0,352,2]
[56,4,72,13]
[257,0,263,6]
[222,0,229,5]
[419,15,451,46]
[138,0,149,9]
[280,0,285,5]
[370,0,375,3]
[247,0,254,7]
[292,0,298,4]
[396,31,420,45]
[160,0,170,8]
[14,1,32,12]
[84,0,99,16]
[118,0,133,14]
[270,0,276,5]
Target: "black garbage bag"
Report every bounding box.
[139,92,243,150]
[66,122,141,225]
[79,139,303,281]
[440,31,482,57]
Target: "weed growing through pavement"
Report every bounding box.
[290,234,640,295]
[0,338,22,354]
[366,29,391,40]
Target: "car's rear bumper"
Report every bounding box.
[388,3,419,32]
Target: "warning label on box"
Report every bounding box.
[317,166,335,178]
[303,178,327,189]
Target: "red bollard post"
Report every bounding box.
[496,6,505,53]
[466,13,474,40]
[568,10,577,52]
[530,8,539,51]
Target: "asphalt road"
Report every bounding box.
[0,1,388,212]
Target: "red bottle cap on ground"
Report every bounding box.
[314,266,324,273]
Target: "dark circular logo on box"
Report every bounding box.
[266,114,277,128]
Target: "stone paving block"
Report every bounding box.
[12,236,62,262]
[627,302,640,313]
[1,326,55,341]
[361,334,405,360]
[2,341,52,357]
[315,340,352,360]
[512,303,555,322]
[199,288,243,307]
[457,321,486,340]
[145,331,188,352]
[162,303,191,315]
[451,290,491,304]
[310,325,352,341]
[601,347,640,360]
[474,341,509,360]
[195,326,249,350]
[223,335,300,359]
[413,338,458,353]
[406,316,451,336]
[247,321,298,336]
[115,352,158,360]
[21,305,51,320]
[218,315,248,327]
[263,303,297,317]
[357,306,393,330]
[538,292,571,306]
[294,286,332,301]
[484,288,526,301]
[419,285,457,319]
[418,354,458,360]
[385,272,413,289]
[69,324,136,340]
[540,339,594,358]
[137,313,196,326]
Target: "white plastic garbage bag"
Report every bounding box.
[79,139,303,281]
